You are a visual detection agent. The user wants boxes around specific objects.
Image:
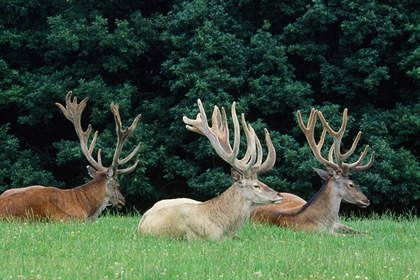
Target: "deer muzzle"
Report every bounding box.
[108,195,126,208]
[272,193,283,204]
[357,198,370,208]
[116,196,126,208]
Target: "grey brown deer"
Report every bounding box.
[251,108,374,233]
[0,91,141,222]
[138,99,283,241]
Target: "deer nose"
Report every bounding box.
[273,193,283,204]
[358,198,370,208]
[363,199,370,207]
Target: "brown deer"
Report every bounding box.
[138,99,283,241]
[251,108,374,233]
[0,91,141,222]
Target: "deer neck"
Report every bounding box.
[75,176,109,220]
[203,184,253,236]
[300,179,342,226]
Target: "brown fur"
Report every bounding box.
[251,169,370,233]
[0,92,141,222]
[254,108,374,234]
[1,186,45,198]
[0,171,124,222]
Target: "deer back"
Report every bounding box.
[0,186,45,198]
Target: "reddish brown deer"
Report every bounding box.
[0,91,141,222]
[251,108,374,233]
[138,99,283,241]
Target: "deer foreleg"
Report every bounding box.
[334,223,368,234]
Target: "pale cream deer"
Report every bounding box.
[251,108,374,233]
[0,91,141,222]
[138,99,283,241]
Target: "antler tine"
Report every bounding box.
[56,91,106,171]
[109,103,142,176]
[214,100,241,160]
[96,148,103,166]
[213,105,239,158]
[317,108,374,175]
[340,142,375,173]
[229,103,241,160]
[234,113,276,175]
[253,127,263,168]
[328,144,334,162]
[297,108,331,167]
[235,115,257,172]
[346,149,375,172]
[251,128,277,175]
[88,131,98,155]
[341,131,361,161]
[318,109,348,138]
[317,109,347,168]
[116,154,141,175]
[183,99,240,167]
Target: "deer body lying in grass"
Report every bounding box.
[138,100,283,241]
[0,167,115,221]
[0,92,141,222]
[251,108,374,233]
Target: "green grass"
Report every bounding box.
[1,213,418,280]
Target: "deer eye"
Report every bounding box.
[253,185,260,190]
[349,183,355,188]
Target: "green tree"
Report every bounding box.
[0,0,418,212]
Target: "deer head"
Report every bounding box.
[183,99,282,206]
[56,91,141,208]
[297,108,374,208]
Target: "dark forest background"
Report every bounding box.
[0,0,418,214]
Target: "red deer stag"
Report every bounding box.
[138,99,283,241]
[251,108,374,233]
[0,91,141,222]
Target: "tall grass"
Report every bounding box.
[1,213,418,279]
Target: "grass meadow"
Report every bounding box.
[0,212,418,280]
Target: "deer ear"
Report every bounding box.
[311,166,330,180]
[231,168,244,183]
[87,165,97,178]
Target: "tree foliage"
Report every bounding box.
[0,0,418,212]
